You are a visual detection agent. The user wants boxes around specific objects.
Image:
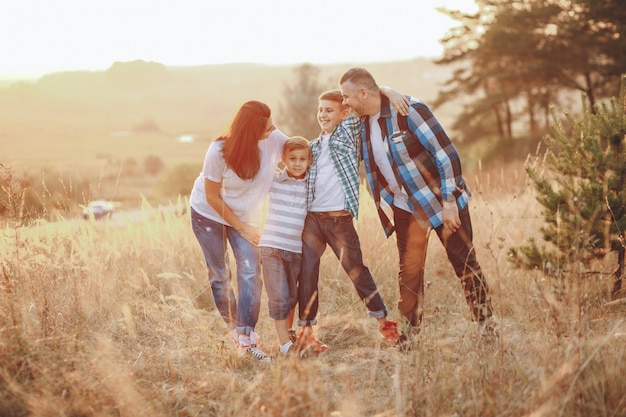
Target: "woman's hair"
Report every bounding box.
[220,100,271,179]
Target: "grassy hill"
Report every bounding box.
[0,59,456,210]
[1,59,453,166]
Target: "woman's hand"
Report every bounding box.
[238,224,261,246]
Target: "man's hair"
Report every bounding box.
[339,67,378,91]
[318,89,345,106]
[283,136,311,156]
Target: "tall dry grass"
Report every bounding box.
[1,161,625,417]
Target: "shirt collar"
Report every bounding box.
[277,168,307,182]
[379,94,392,119]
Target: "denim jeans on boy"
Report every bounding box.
[190,208,262,336]
[298,212,388,325]
[260,247,300,320]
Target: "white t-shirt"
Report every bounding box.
[189,129,288,226]
[369,113,411,212]
[310,133,345,212]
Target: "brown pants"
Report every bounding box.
[393,205,492,327]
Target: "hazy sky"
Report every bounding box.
[2,0,477,78]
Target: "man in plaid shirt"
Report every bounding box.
[339,68,494,347]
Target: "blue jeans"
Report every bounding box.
[298,212,388,325]
[260,247,300,320]
[190,208,262,336]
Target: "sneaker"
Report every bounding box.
[246,345,271,362]
[225,329,239,347]
[288,329,297,344]
[280,341,297,357]
[379,320,400,345]
[295,328,329,358]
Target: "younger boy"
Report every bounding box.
[296,90,400,354]
[259,136,312,357]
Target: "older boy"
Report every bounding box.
[259,136,311,358]
[296,89,400,354]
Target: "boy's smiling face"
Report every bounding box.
[317,99,349,135]
[282,148,311,179]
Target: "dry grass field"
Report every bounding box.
[2,61,626,416]
[1,159,626,416]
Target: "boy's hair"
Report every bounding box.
[318,89,347,110]
[283,136,311,156]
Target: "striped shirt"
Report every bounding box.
[258,169,308,253]
[361,95,470,236]
[306,114,362,219]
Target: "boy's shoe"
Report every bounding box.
[246,345,271,362]
[379,319,400,345]
[280,342,298,357]
[288,329,297,344]
[295,328,329,358]
[225,329,239,347]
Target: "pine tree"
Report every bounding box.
[509,74,626,297]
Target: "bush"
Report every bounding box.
[156,163,201,199]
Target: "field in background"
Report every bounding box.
[1,59,459,210]
[1,160,625,416]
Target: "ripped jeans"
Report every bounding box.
[190,208,262,336]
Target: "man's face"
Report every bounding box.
[317,99,348,135]
[340,81,366,116]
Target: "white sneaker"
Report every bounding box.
[246,345,271,362]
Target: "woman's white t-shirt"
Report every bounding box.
[189,129,288,227]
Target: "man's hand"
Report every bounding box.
[442,200,460,237]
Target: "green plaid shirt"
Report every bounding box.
[306,115,362,219]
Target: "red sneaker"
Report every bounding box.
[296,327,329,358]
[379,320,399,345]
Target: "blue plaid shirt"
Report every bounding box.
[306,114,362,219]
[361,95,470,237]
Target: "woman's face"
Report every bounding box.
[259,117,275,140]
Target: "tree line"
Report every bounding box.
[434,0,625,144]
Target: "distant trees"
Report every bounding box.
[436,0,626,145]
[277,64,329,140]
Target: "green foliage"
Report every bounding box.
[437,0,626,144]
[155,162,202,199]
[143,155,165,176]
[509,74,626,275]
